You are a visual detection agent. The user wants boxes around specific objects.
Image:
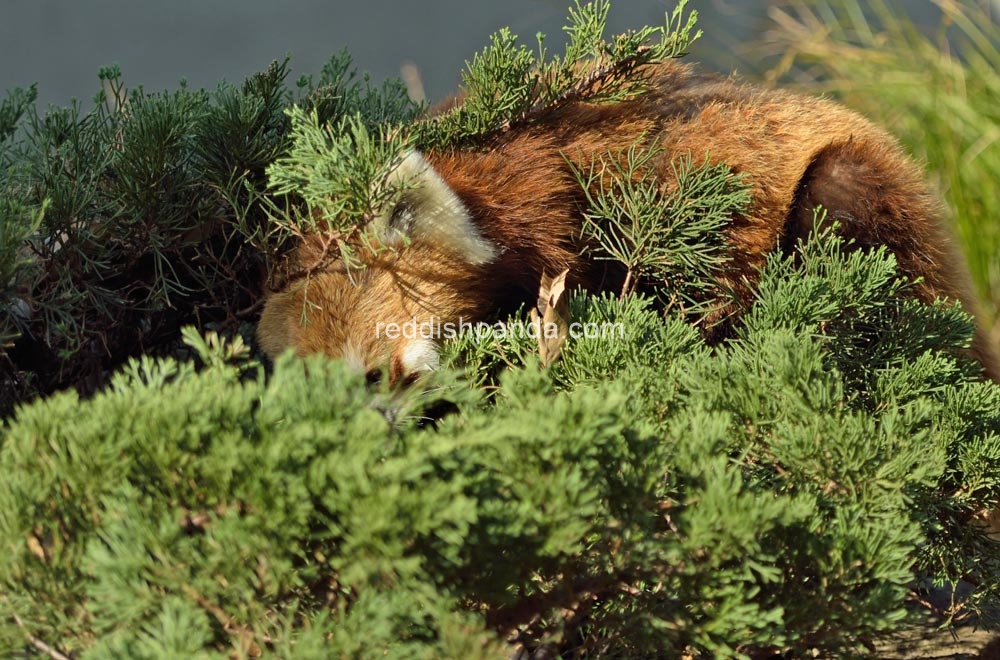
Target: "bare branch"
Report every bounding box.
[3,597,73,660]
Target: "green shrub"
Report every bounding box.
[0,53,416,415]
[3,226,999,659]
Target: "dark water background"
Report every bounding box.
[0,1,802,109]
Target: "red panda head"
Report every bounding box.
[256,150,500,384]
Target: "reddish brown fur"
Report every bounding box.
[258,60,1000,382]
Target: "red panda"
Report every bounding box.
[256,59,1000,384]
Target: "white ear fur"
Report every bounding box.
[383,150,498,265]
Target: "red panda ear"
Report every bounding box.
[380,150,498,265]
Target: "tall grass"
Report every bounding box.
[759,0,1000,341]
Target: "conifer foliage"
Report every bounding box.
[0,52,417,414]
[2,2,1000,659]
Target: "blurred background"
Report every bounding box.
[0,1,954,107]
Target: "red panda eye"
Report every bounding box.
[365,368,383,386]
